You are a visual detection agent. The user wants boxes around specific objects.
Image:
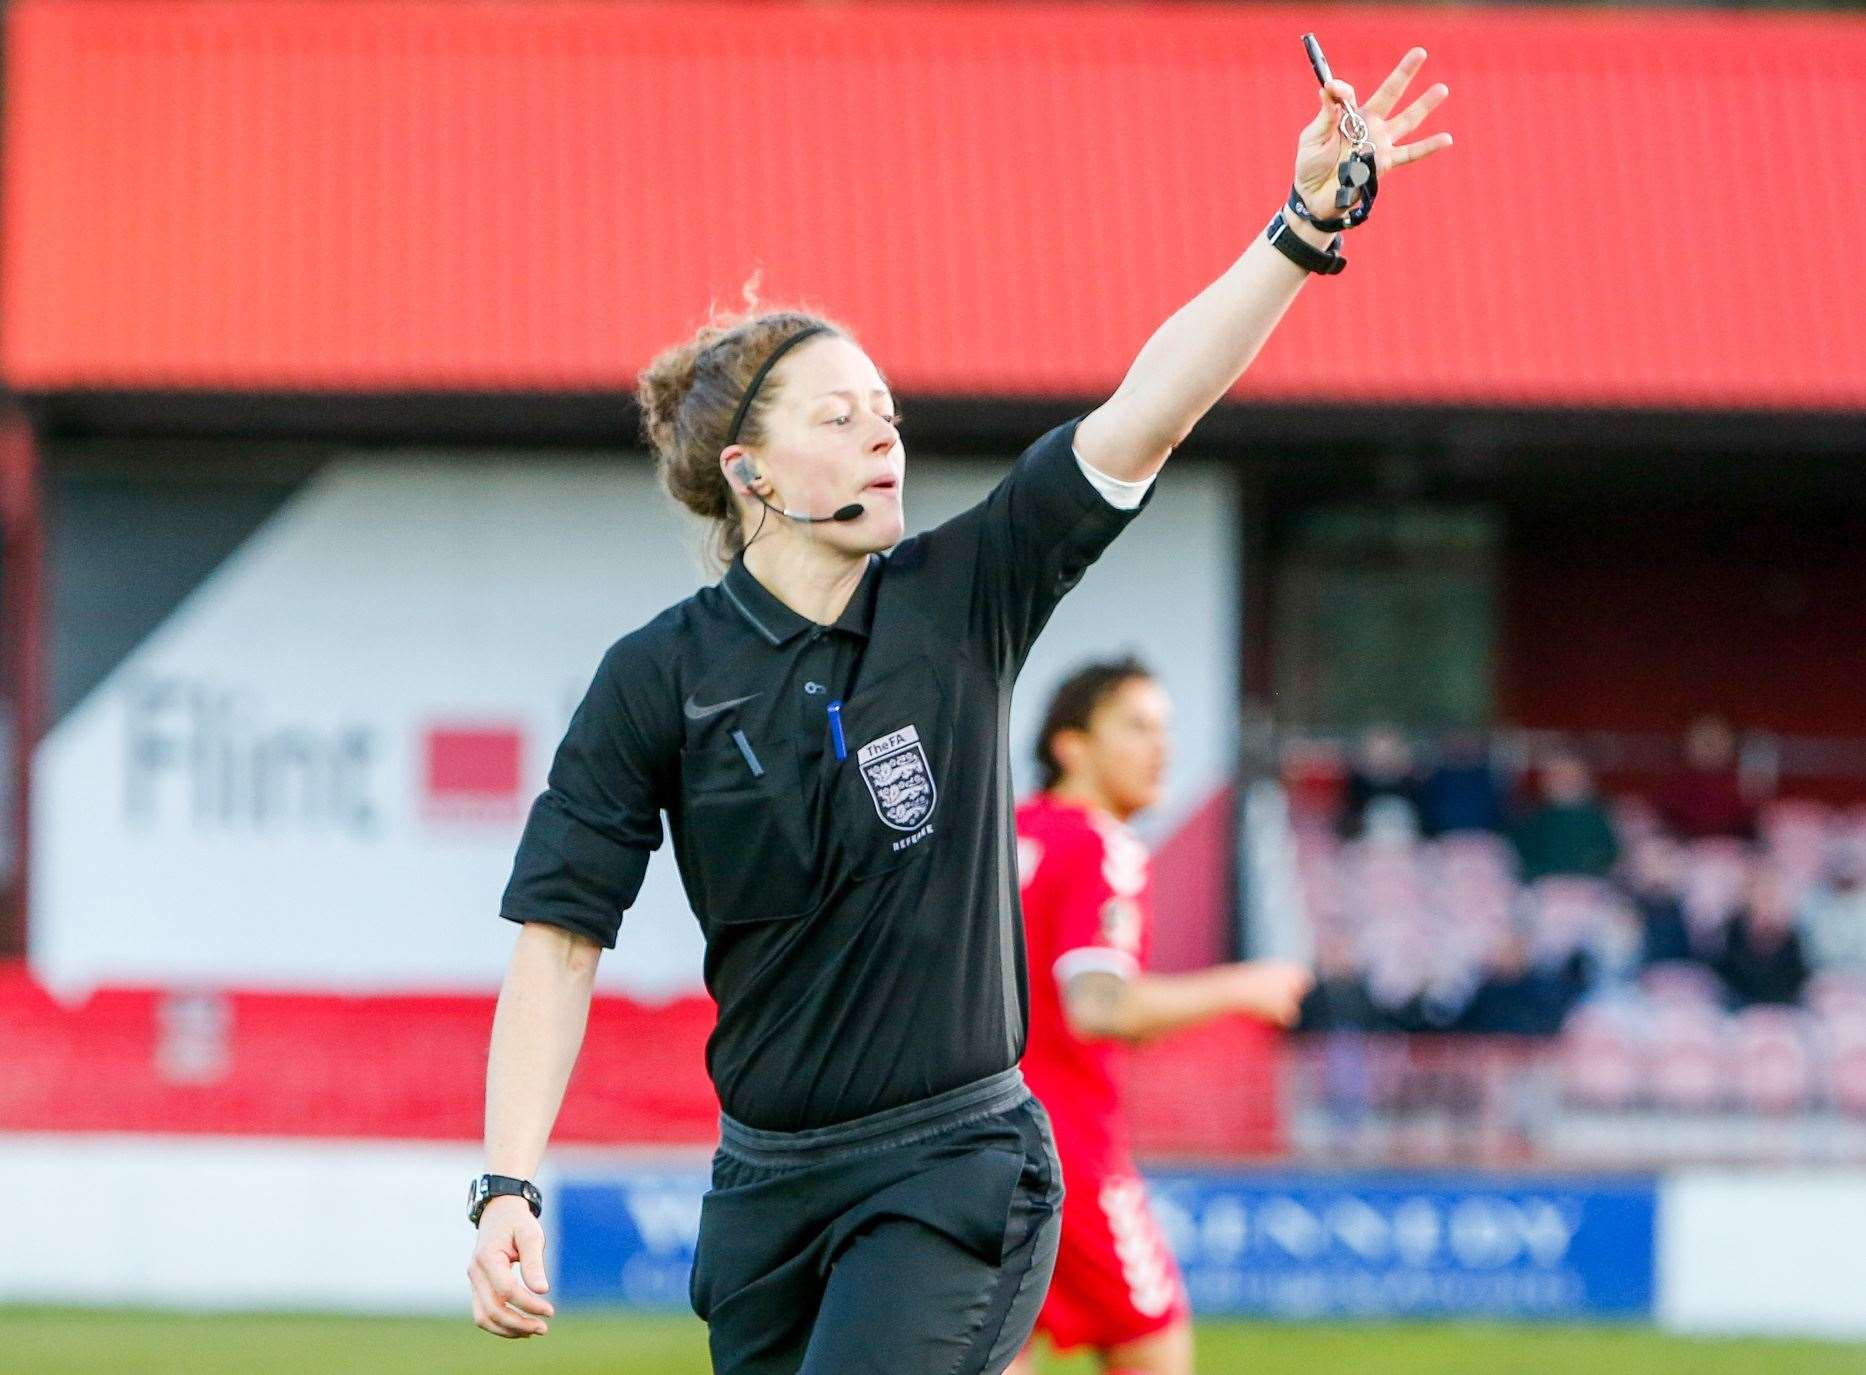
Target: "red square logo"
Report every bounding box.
[424,726,523,800]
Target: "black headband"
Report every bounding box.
[723,325,830,449]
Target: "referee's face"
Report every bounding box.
[751,336,906,554]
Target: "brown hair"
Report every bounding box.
[636,307,848,567]
[1035,656,1155,791]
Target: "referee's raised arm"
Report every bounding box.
[1074,48,1450,481]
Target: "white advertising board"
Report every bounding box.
[1658,1169,1866,1339]
[34,450,1235,997]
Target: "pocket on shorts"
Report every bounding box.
[826,1142,1027,1269]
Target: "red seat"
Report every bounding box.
[1646,1003,1728,1111]
[1729,1006,1816,1113]
[1560,1005,1642,1109]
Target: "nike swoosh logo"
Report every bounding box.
[684,692,761,721]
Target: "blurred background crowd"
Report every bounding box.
[1273,714,1866,1138]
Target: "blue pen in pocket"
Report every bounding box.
[827,700,847,761]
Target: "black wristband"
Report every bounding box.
[468,1173,543,1226]
[1265,212,1346,276]
[1287,183,1354,234]
[1287,163,1378,233]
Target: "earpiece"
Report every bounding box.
[734,458,762,491]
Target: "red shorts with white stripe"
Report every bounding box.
[1034,1171,1190,1353]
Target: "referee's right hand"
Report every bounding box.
[468,1195,555,1338]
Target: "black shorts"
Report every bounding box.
[690,1067,1063,1375]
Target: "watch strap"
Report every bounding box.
[468,1173,543,1226]
[1265,211,1346,276]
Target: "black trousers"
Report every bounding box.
[690,1068,1063,1375]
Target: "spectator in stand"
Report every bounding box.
[1714,863,1811,1008]
[1296,930,1380,1032]
[1657,714,1758,841]
[1419,730,1511,837]
[1512,748,1620,882]
[1622,833,1697,967]
[1338,725,1423,840]
[1456,932,1588,1036]
[1801,839,1866,975]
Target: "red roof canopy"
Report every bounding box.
[5,1,1864,408]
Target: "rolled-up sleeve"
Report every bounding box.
[499,639,673,949]
[959,418,1154,673]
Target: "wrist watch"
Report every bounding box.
[1265,211,1346,276]
[468,1173,543,1227]
[1261,210,1350,274]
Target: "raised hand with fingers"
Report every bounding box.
[1292,45,1453,231]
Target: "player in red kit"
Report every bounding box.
[1009,659,1312,1375]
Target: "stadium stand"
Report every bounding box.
[1281,755,1866,1162]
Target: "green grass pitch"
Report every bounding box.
[6,1310,1863,1374]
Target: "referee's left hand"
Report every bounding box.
[1293,47,1453,224]
[468,1195,555,1338]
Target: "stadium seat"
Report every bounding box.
[1805,971,1866,1024]
[1646,1003,1729,1112]
[1640,961,1724,1007]
[1559,1003,1643,1109]
[1729,1006,1818,1114]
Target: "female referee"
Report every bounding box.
[467,46,1451,1375]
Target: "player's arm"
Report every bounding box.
[1062,960,1314,1045]
[1073,49,1450,483]
[468,921,600,1338]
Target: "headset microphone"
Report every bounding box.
[786,502,866,524]
[736,460,865,524]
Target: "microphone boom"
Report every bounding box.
[779,501,865,524]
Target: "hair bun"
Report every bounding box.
[635,308,849,569]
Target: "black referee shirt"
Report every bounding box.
[500,418,1151,1130]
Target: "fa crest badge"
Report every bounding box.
[856,725,938,831]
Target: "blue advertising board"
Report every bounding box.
[552,1163,1656,1320]
[553,1165,708,1308]
[1145,1170,1656,1320]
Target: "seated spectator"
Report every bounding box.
[1456,933,1588,1036]
[1419,731,1511,837]
[1802,840,1866,975]
[1281,737,1349,827]
[1512,749,1619,882]
[1338,725,1423,841]
[1295,931,1380,1032]
[1657,715,1757,841]
[1622,833,1696,967]
[1715,864,1810,1008]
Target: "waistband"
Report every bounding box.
[718,1067,1030,1168]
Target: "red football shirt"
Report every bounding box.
[1016,791,1152,1180]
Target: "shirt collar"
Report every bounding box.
[721,553,880,647]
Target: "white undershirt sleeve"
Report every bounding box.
[1054,946,1140,990]
[1073,446,1156,511]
